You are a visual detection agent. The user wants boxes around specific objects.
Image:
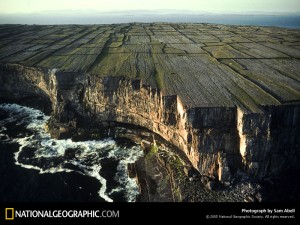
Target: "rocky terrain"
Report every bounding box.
[0,23,299,201]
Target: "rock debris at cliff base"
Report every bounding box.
[0,23,299,193]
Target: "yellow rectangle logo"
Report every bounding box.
[5,208,14,220]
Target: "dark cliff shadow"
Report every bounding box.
[259,169,300,202]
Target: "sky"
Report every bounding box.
[0,0,299,14]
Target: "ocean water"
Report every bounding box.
[0,13,299,29]
[0,103,143,202]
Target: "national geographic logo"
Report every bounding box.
[5,208,14,220]
[2,208,119,220]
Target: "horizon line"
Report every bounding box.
[1,9,300,16]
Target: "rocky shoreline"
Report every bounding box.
[1,98,299,202]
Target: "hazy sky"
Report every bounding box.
[0,0,299,14]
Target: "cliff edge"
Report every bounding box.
[0,23,299,188]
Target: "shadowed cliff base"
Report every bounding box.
[0,23,299,201]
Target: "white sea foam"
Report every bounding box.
[0,126,7,132]
[0,103,143,202]
[108,145,144,202]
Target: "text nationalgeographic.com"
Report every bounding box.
[5,209,119,220]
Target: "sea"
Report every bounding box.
[0,103,143,202]
[0,13,299,29]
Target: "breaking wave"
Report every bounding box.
[0,103,143,202]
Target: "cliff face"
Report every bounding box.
[239,105,300,179]
[1,63,299,183]
[0,64,51,112]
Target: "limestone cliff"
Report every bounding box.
[0,63,299,184]
[0,23,299,191]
